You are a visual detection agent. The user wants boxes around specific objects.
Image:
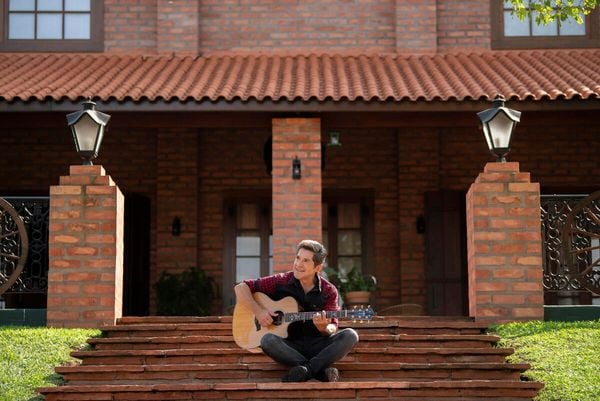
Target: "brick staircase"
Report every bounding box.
[38,315,543,400]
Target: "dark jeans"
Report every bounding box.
[260,328,359,374]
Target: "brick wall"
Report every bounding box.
[105,0,157,53]
[199,0,396,52]
[323,128,400,309]
[197,128,273,310]
[437,0,491,50]
[1,115,599,316]
[155,128,198,312]
[103,0,496,54]
[395,0,437,52]
[397,128,440,307]
[157,0,199,53]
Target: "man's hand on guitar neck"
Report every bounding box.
[313,311,336,336]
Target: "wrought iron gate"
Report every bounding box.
[541,192,600,302]
[0,197,49,306]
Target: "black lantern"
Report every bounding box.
[477,94,521,162]
[292,156,301,180]
[66,99,111,165]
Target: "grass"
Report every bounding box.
[0,326,100,401]
[0,322,598,400]
[490,320,600,401]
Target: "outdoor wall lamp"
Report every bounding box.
[292,156,301,180]
[327,131,342,147]
[171,216,181,236]
[66,99,111,165]
[477,94,521,162]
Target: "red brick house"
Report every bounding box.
[0,1,599,324]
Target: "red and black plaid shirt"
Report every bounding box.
[244,271,340,338]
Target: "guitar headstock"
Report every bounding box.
[347,305,375,322]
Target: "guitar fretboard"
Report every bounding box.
[284,310,354,323]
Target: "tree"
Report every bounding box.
[506,0,598,25]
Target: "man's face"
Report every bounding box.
[293,248,322,282]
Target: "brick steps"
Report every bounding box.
[56,361,530,384]
[71,346,514,365]
[37,316,543,400]
[39,380,544,401]
[88,333,499,350]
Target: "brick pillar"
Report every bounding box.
[47,165,124,328]
[272,118,322,271]
[466,162,544,322]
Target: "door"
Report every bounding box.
[425,191,467,316]
[123,193,151,316]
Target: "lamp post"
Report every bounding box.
[66,99,111,165]
[477,94,521,162]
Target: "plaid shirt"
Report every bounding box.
[244,271,340,338]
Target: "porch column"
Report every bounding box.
[47,165,124,328]
[272,118,322,271]
[466,162,544,322]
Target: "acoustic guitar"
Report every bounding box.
[232,292,374,351]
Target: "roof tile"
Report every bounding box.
[0,50,599,103]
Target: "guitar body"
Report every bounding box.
[232,292,299,351]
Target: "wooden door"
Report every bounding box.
[424,191,467,316]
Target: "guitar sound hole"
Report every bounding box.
[272,311,284,326]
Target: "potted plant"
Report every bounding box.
[323,266,377,307]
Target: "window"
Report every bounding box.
[0,0,103,51]
[322,191,374,279]
[223,196,272,311]
[491,0,600,49]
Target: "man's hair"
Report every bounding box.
[296,239,328,266]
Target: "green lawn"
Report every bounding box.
[0,326,100,401]
[0,322,598,401]
[490,320,600,401]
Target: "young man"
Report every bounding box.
[234,239,359,382]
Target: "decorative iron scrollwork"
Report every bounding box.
[560,191,600,296]
[0,197,29,296]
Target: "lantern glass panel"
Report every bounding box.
[74,114,100,152]
[487,111,513,148]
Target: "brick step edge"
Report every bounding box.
[38,379,545,401]
[116,316,475,325]
[71,347,515,358]
[90,333,500,344]
[108,319,489,331]
[56,361,532,374]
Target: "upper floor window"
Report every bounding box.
[0,0,103,51]
[491,0,600,49]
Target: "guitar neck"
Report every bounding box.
[284,310,349,323]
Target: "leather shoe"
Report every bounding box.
[316,367,339,382]
[282,365,312,382]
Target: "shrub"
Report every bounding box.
[154,266,214,316]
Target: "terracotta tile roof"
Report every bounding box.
[1,50,599,103]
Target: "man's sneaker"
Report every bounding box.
[282,365,312,382]
[316,367,340,382]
